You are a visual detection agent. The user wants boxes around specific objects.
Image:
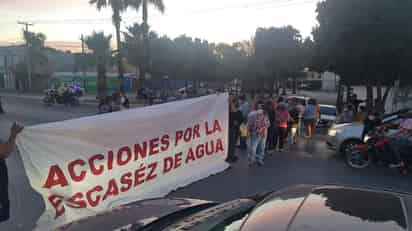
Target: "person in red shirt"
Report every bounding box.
[274,101,290,152]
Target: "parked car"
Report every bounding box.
[318,104,337,127]
[60,185,412,231]
[326,109,410,155]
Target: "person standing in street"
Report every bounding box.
[288,99,300,144]
[274,102,290,151]
[0,122,24,223]
[247,101,270,166]
[386,114,412,170]
[303,98,318,139]
[227,98,243,163]
[238,95,250,150]
[264,100,276,152]
[239,95,250,120]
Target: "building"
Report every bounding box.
[0,46,25,89]
[0,46,75,91]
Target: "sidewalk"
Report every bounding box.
[0,91,144,107]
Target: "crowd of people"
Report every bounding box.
[227,94,321,166]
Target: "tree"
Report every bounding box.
[127,0,165,82]
[123,23,146,79]
[85,31,112,99]
[90,0,127,93]
[22,30,48,91]
[215,43,249,84]
[313,0,412,111]
[253,26,306,94]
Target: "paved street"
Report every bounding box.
[1,95,412,231]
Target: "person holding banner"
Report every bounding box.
[228,98,243,163]
[0,122,24,223]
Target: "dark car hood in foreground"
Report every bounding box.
[59,198,213,231]
[241,185,412,231]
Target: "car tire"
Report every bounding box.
[340,139,363,156]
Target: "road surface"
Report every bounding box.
[1,96,412,231]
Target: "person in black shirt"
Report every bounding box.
[264,100,276,152]
[362,111,381,140]
[227,98,243,163]
[0,122,24,223]
[289,99,300,144]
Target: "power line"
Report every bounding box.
[1,0,319,25]
[17,21,34,31]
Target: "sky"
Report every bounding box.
[0,0,320,52]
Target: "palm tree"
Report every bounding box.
[85,31,112,99]
[89,0,126,93]
[126,0,165,84]
[123,23,146,82]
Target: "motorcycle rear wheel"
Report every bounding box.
[346,147,371,169]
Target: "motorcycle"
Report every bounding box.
[346,126,412,174]
[43,89,79,107]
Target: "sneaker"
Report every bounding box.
[279,149,284,152]
[257,161,264,166]
[248,161,255,167]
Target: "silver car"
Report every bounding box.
[326,109,409,155]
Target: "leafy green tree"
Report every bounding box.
[215,43,249,83]
[123,23,146,79]
[85,31,112,99]
[90,0,127,93]
[313,0,412,111]
[253,26,305,94]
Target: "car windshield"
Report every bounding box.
[137,199,255,231]
[320,106,336,116]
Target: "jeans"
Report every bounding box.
[228,127,240,159]
[239,136,247,150]
[248,135,267,164]
[274,127,287,150]
[266,125,276,150]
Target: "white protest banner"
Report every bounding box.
[16,93,229,230]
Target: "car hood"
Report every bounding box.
[59,198,213,231]
[320,115,336,121]
[332,122,363,130]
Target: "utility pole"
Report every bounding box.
[80,34,87,92]
[18,21,34,91]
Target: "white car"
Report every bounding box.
[286,95,309,105]
[326,109,409,155]
[318,104,337,127]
